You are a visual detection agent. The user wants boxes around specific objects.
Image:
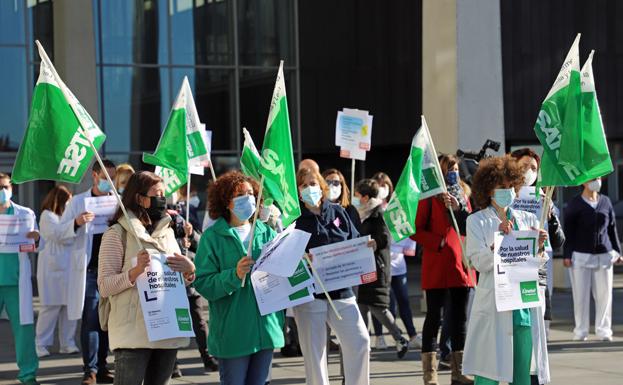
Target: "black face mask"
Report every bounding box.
[144,196,167,221]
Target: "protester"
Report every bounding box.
[563,177,621,342]
[511,148,566,339]
[113,164,135,194]
[175,183,202,232]
[412,154,475,385]
[371,172,420,350]
[322,168,361,231]
[194,171,284,385]
[35,186,79,357]
[60,160,116,385]
[0,173,40,385]
[298,159,320,173]
[354,179,410,359]
[463,155,550,385]
[293,167,370,385]
[97,171,195,384]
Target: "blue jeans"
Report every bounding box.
[218,349,273,385]
[372,274,417,337]
[81,271,109,373]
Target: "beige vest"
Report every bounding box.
[107,214,190,350]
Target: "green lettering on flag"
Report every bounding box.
[257,62,301,227]
[12,41,106,184]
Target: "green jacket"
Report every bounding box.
[194,217,284,358]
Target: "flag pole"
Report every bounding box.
[186,172,191,224]
[539,186,554,231]
[304,255,343,321]
[351,159,356,201]
[208,161,217,183]
[241,175,265,287]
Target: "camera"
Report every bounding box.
[456,139,501,184]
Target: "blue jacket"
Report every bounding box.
[295,199,360,299]
[563,194,621,259]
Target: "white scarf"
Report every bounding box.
[357,197,384,221]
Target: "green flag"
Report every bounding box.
[12,41,106,184]
[384,116,444,242]
[257,62,301,227]
[241,127,262,181]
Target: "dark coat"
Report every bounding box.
[356,205,392,308]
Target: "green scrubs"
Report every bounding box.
[0,205,38,384]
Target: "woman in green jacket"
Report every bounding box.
[194,171,284,385]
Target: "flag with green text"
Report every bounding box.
[12,41,106,184]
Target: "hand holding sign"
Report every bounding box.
[75,211,95,226]
[237,256,255,280]
[130,250,151,284]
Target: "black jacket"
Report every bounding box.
[563,194,621,259]
[295,199,360,299]
[356,205,392,308]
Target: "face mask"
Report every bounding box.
[378,186,389,200]
[301,185,323,207]
[352,196,362,208]
[189,195,200,208]
[259,205,272,222]
[328,185,342,201]
[493,188,516,209]
[587,179,602,192]
[146,196,167,220]
[446,171,459,185]
[118,187,125,194]
[232,195,256,221]
[0,188,12,204]
[523,169,537,186]
[97,178,113,193]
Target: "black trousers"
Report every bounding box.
[422,287,470,353]
[188,291,209,357]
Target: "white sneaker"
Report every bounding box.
[36,345,50,358]
[601,336,613,342]
[373,335,387,350]
[572,334,588,341]
[59,345,80,354]
[409,334,422,349]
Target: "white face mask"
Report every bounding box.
[587,179,602,192]
[378,186,389,200]
[523,169,537,186]
[328,185,342,201]
[188,195,201,208]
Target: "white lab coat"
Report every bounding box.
[8,202,37,325]
[37,209,76,306]
[60,189,100,321]
[463,207,550,384]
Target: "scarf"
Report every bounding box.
[447,183,468,209]
[357,197,384,221]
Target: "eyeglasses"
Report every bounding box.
[326,180,341,187]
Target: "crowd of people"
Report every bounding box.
[1,147,621,385]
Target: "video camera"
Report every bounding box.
[456,139,501,185]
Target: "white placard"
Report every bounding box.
[339,146,367,161]
[254,224,311,277]
[493,230,545,312]
[309,236,377,292]
[251,261,315,316]
[335,109,373,151]
[135,253,194,341]
[0,214,35,253]
[512,186,543,218]
[84,196,118,234]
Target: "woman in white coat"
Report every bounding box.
[463,156,550,385]
[36,186,79,357]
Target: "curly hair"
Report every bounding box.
[471,155,524,210]
[208,171,260,221]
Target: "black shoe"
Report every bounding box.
[202,355,219,373]
[95,368,114,384]
[171,362,183,378]
[396,338,409,359]
[438,355,451,371]
[280,344,302,357]
[329,339,340,352]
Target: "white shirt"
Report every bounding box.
[234,224,252,246]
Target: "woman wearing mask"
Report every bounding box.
[194,171,284,385]
[563,177,621,342]
[98,171,196,385]
[511,148,566,339]
[322,168,361,231]
[175,184,202,232]
[371,172,420,350]
[463,155,549,385]
[36,186,80,357]
[294,167,371,385]
[113,164,135,194]
[354,179,410,359]
[413,154,475,385]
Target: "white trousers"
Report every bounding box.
[569,265,613,338]
[35,305,78,348]
[293,296,370,385]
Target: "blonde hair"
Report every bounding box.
[321,168,350,208]
[114,163,135,190]
[296,167,329,202]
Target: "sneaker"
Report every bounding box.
[280,344,302,357]
[59,345,80,354]
[35,345,50,358]
[202,354,219,373]
[329,339,340,352]
[409,334,422,349]
[601,336,613,342]
[373,335,387,350]
[572,334,588,342]
[96,368,114,384]
[81,372,96,385]
[171,362,183,378]
[396,338,409,359]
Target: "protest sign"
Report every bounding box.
[493,230,545,312]
[135,252,194,341]
[253,224,311,277]
[336,108,373,161]
[309,236,376,292]
[251,261,315,316]
[84,196,117,234]
[0,214,35,253]
[512,186,543,218]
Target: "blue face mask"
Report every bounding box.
[493,188,516,208]
[0,188,12,204]
[232,195,256,221]
[446,171,459,185]
[97,179,113,193]
[352,196,362,208]
[301,185,323,207]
